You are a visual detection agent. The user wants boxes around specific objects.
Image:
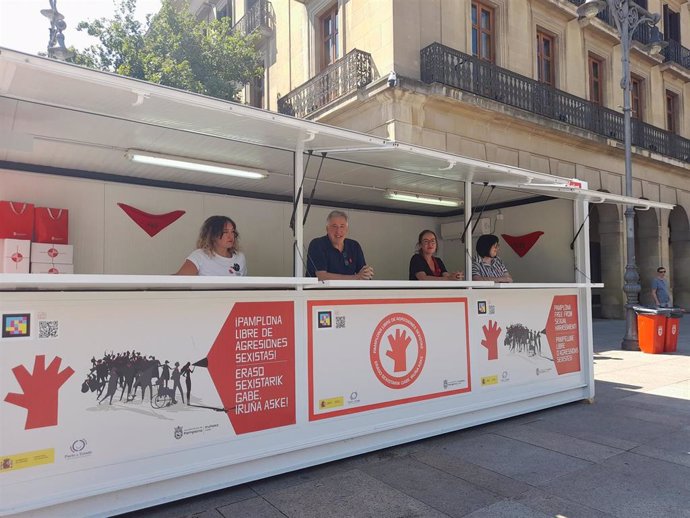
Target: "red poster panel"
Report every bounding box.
[207,301,295,434]
[545,295,580,374]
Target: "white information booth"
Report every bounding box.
[0,49,672,517]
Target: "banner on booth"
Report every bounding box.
[469,291,581,388]
[0,297,296,489]
[308,297,471,420]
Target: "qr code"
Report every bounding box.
[38,320,59,339]
[335,316,346,329]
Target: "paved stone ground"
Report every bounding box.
[121,317,690,518]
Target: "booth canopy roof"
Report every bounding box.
[0,48,673,214]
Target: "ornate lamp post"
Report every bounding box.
[576,0,666,350]
[41,0,75,61]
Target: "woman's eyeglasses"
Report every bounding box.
[421,239,437,245]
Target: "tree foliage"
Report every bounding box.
[74,0,263,101]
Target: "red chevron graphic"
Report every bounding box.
[118,203,185,237]
[501,231,544,258]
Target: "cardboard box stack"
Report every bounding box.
[0,201,34,273]
[31,243,74,273]
[31,207,72,274]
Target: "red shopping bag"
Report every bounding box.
[34,207,69,244]
[0,201,34,239]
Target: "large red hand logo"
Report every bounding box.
[481,320,501,360]
[4,355,74,429]
[386,328,411,372]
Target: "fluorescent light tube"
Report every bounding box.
[126,150,267,179]
[384,189,462,207]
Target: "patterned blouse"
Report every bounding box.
[472,255,509,279]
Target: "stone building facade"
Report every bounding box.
[182,0,690,317]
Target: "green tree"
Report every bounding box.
[74,0,263,101]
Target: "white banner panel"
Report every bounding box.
[468,290,582,390]
[308,297,470,420]
[0,294,295,512]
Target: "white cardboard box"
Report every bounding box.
[31,262,74,274]
[1,239,30,273]
[30,242,73,264]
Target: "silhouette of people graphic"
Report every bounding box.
[171,362,184,404]
[181,362,194,405]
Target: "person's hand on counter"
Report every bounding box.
[356,265,374,280]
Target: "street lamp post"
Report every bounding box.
[576,0,666,351]
[41,0,75,61]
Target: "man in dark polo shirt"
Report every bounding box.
[307,210,374,280]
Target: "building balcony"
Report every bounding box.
[277,49,374,119]
[567,0,689,71]
[231,0,274,40]
[662,39,690,70]
[420,43,690,163]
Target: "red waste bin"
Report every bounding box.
[664,316,681,353]
[637,313,666,354]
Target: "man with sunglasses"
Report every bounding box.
[651,267,672,308]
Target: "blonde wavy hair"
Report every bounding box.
[196,216,239,256]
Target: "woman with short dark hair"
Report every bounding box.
[472,234,512,283]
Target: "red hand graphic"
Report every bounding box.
[481,320,501,360]
[386,328,411,372]
[4,355,74,429]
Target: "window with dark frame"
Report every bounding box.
[319,4,339,71]
[666,90,678,133]
[588,54,604,105]
[216,3,229,20]
[631,76,642,120]
[536,30,555,86]
[471,1,495,63]
[249,74,264,109]
[663,5,681,42]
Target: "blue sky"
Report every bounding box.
[0,0,161,55]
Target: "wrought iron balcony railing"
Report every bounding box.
[420,43,690,163]
[277,49,374,118]
[231,0,274,37]
[567,0,689,70]
[662,39,690,69]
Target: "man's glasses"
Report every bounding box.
[659,271,666,274]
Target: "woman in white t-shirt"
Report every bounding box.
[175,216,247,276]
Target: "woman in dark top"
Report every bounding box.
[409,230,464,281]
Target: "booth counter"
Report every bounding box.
[2,276,596,516]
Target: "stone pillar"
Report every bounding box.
[671,229,690,309]
[599,217,625,319]
[635,210,661,306]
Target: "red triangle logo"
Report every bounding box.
[501,231,544,258]
[118,203,186,237]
